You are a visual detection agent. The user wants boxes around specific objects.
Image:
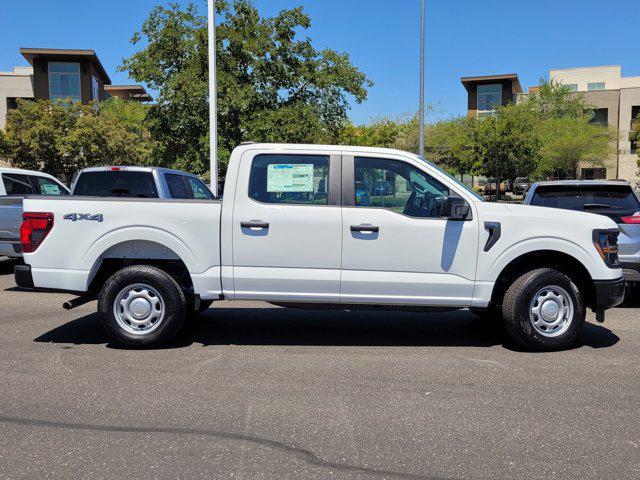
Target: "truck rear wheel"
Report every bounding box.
[98,265,186,346]
[502,268,585,351]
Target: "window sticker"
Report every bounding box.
[42,183,61,195]
[267,164,314,192]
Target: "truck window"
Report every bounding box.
[186,176,213,199]
[2,173,35,196]
[354,157,449,218]
[249,154,329,205]
[31,176,69,195]
[530,184,640,212]
[74,171,159,198]
[165,173,190,199]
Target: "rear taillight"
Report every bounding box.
[620,212,640,224]
[21,212,54,253]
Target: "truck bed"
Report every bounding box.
[22,196,223,298]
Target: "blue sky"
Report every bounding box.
[1,0,638,124]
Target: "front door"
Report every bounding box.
[231,149,343,302]
[340,154,479,306]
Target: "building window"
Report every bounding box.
[477,84,502,113]
[564,84,578,92]
[587,82,605,91]
[590,108,608,125]
[92,75,100,101]
[49,62,81,102]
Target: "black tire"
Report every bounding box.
[98,265,186,346]
[502,268,585,351]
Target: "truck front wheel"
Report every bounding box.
[502,268,585,351]
[98,265,186,346]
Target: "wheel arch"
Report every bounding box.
[489,250,596,311]
[86,239,194,295]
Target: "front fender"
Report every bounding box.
[485,236,603,282]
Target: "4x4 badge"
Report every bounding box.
[63,213,104,222]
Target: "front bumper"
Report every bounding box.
[593,276,625,311]
[14,264,34,289]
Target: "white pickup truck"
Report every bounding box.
[15,144,625,351]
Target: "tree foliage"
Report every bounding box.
[2,99,154,181]
[121,0,372,175]
[632,111,640,169]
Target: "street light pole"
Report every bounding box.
[207,0,219,197]
[419,0,425,157]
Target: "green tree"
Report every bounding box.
[523,80,614,178]
[631,112,640,170]
[121,1,372,175]
[474,104,540,194]
[338,117,402,148]
[3,99,154,181]
[424,116,478,179]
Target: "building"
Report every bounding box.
[461,66,640,183]
[0,48,151,130]
[461,74,523,118]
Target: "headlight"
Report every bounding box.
[593,229,620,268]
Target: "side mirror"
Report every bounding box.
[440,196,471,220]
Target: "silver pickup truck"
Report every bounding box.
[0,168,70,258]
[70,166,214,199]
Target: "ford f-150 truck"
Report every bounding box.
[14,144,625,351]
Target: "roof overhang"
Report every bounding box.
[104,85,153,102]
[20,48,111,85]
[460,74,523,93]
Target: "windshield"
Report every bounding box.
[418,157,484,201]
[530,184,640,212]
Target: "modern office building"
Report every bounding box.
[461,66,640,183]
[0,48,151,130]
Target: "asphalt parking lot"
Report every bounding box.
[0,258,639,480]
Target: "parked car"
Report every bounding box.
[524,180,640,286]
[0,168,69,258]
[16,144,624,351]
[484,178,507,196]
[513,177,531,196]
[71,166,214,200]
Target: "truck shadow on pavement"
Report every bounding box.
[34,307,620,351]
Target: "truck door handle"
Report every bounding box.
[241,221,269,229]
[350,224,379,233]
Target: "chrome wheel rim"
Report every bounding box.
[114,283,165,335]
[529,285,574,338]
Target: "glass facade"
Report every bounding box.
[49,62,81,102]
[477,84,502,113]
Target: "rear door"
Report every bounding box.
[230,149,342,301]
